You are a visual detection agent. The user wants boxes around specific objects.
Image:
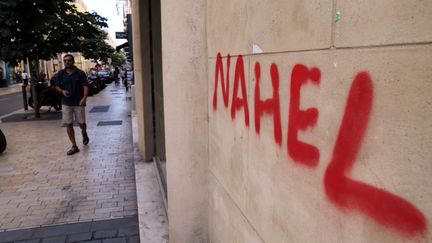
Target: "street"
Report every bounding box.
[0,91,26,117]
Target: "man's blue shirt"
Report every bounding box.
[54,68,88,106]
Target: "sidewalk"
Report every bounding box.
[0,83,168,242]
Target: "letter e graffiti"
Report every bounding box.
[287,64,320,167]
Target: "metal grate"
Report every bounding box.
[89,106,110,113]
[97,120,123,126]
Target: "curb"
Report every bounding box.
[130,110,169,242]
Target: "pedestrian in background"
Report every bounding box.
[123,69,128,91]
[113,67,120,86]
[54,54,90,155]
[22,71,29,86]
[15,71,22,83]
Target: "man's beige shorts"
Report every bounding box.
[62,105,86,124]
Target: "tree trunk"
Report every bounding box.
[28,58,40,118]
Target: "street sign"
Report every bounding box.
[115,32,127,39]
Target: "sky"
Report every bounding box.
[82,0,126,46]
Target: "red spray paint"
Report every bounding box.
[254,62,282,146]
[324,72,427,236]
[212,53,427,237]
[231,55,249,127]
[287,64,320,167]
[213,52,231,110]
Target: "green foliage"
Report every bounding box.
[80,30,115,62]
[110,51,126,67]
[0,0,111,65]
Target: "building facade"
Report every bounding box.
[130,1,432,242]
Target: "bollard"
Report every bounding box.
[21,85,28,110]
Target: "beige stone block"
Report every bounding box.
[246,0,333,54]
[207,0,333,56]
[207,0,250,56]
[245,53,330,243]
[335,1,432,47]
[327,47,432,242]
[209,175,264,243]
[209,56,251,212]
[162,0,209,241]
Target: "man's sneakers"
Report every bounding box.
[67,146,80,156]
[82,132,90,145]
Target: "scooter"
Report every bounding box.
[87,72,101,96]
[0,129,6,154]
[87,71,106,95]
[28,80,62,111]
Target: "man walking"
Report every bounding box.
[54,54,90,155]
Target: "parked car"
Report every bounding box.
[97,70,113,84]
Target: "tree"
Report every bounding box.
[0,0,110,117]
[80,30,116,63]
[110,51,126,67]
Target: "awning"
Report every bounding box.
[116,42,128,52]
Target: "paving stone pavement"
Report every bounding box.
[0,84,140,241]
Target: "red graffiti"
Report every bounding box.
[231,55,249,127]
[212,52,427,237]
[287,64,320,167]
[213,53,231,110]
[254,62,282,146]
[324,72,426,236]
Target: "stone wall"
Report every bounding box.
[161,0,209,242]
[207,1,432,242]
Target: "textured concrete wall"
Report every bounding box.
[161,0,209,242]
[132,0,154,161]
[208,1,432,243]
[150,0,166,160]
